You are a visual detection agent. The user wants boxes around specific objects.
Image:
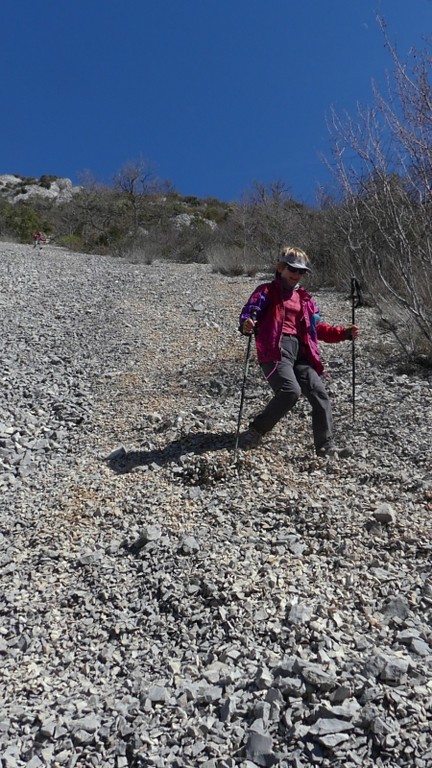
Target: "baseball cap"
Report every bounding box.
[280,252,312,273]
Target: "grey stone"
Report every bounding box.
[148,685,169,703]
[143,524,162,542]
[297,662,337,690]
[308,718,355,736]
[255,667,273,690]
[196,684,223,704]
[316,732,351,749]
[380,656,410,683]
[362,653,387,679]
[372,503,397,523]
[220,695,237,722]
[179,535,200,554]
[410,638,431,656]
[23,758,44,768]
[382,595,411,620]
[104,445,127,461]
[330,685,351,703]
[274,676,305,697]
[370,715,397,738]
[287,603,313,625]
[2,745,21,768]
[245,730,275,766]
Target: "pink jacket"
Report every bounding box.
[239,279,348,375]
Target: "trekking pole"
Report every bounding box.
[350,276,362,422]
[234,308,257,461]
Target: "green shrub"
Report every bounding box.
[14,175,37,184]
[203,206,229,224]
[39,175,59,189]
[183,195,201,206]
[8,205,40,242]
[57,234,84,252]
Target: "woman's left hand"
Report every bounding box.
[345,324,359,340]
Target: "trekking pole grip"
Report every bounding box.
[251,306,258,333]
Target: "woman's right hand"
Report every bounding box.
[242,318,256,335]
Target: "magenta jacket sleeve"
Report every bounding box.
[239,283,270,333]
[316,322,349,343]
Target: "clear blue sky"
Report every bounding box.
[1,0,431,206]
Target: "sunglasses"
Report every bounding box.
[284,264,307,275]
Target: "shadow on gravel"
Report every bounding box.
[106,431,236,474]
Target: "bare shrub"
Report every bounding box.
[216,181,312,268]
[327,18,432,360]
[126,242,161,265]
[206,245,261,276]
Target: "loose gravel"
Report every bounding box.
[1,242,432,768]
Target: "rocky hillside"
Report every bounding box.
[1,241,431,767]
[0,174,81,205]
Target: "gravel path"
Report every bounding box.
[1,242,432,768]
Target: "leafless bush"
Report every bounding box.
[327,18,432,360]
[127,242,161,265]
[217,181,312,267]
[206,245,262,276]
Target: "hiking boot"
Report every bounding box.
[238,427,263,450]
[316,445,339,459]
[316,445,354,459]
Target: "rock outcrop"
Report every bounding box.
[0,173,81,204]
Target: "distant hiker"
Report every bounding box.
[238,246,358,457]
[33,231,46,248]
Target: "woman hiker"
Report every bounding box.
[238,246,358,457]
